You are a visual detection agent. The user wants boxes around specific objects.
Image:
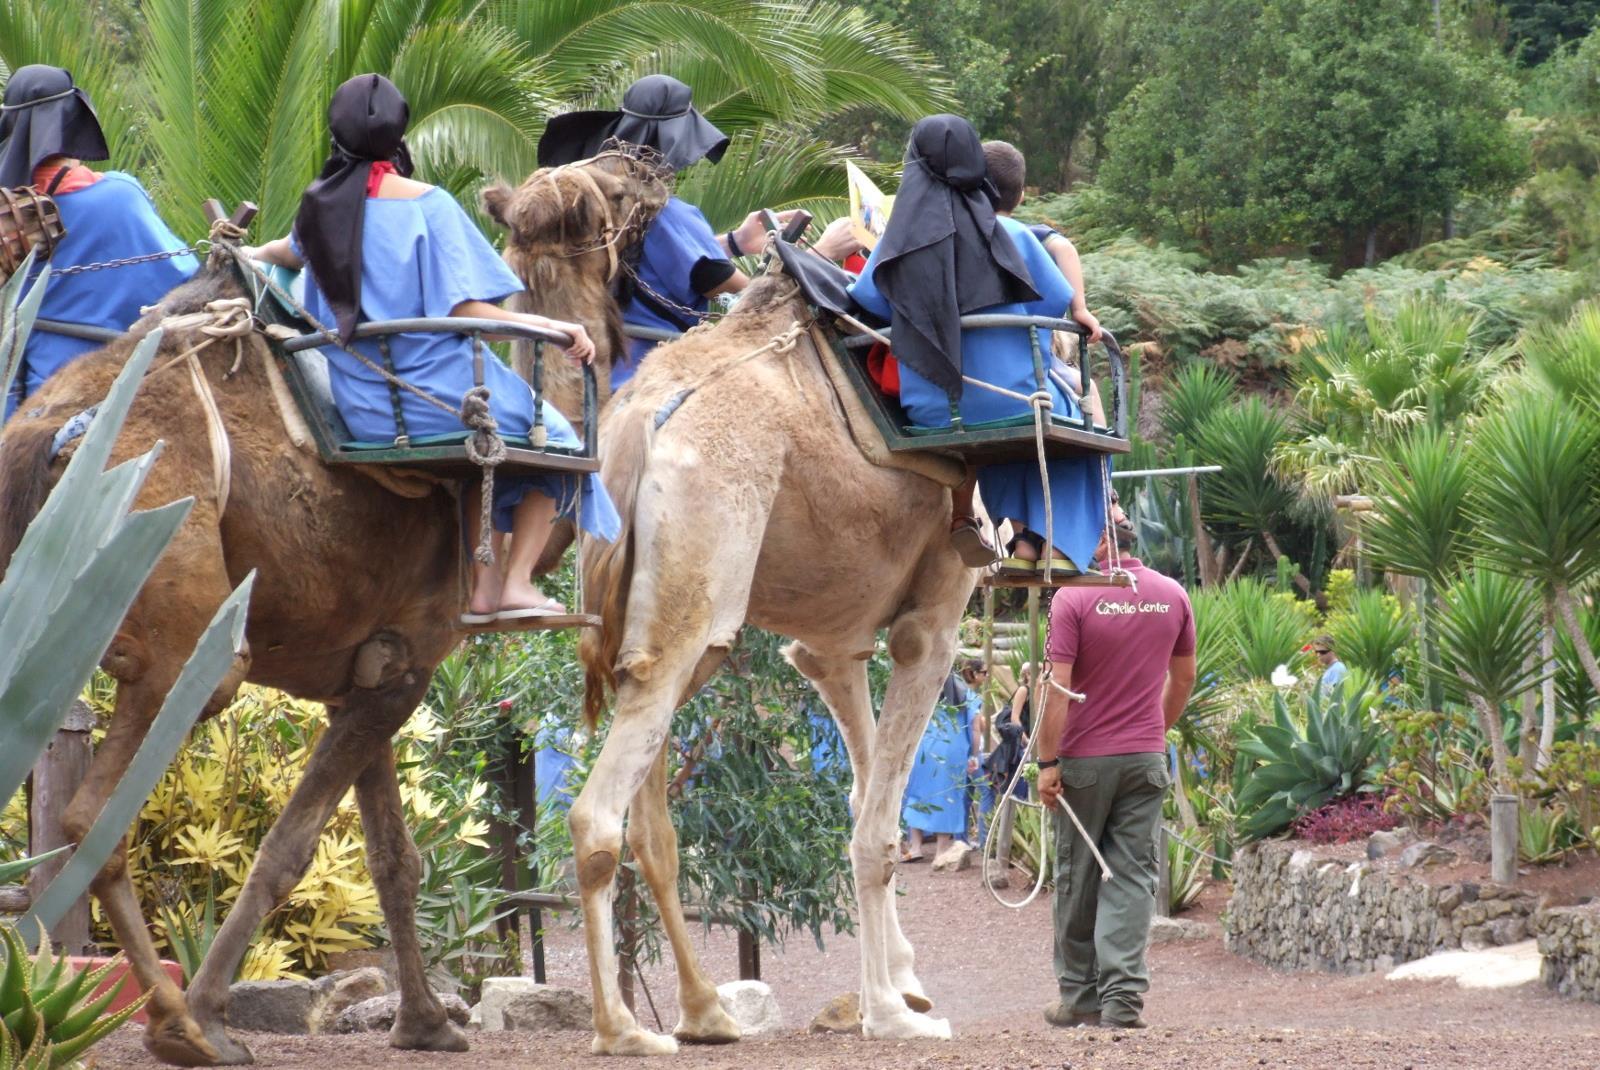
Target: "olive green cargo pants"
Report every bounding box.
[1051,752,1169,1025]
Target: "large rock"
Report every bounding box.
[471,978,591,1032]
[227,980,319,1035]
[808,992,861,1035]
[332,991,470,1034]
[1366,829,1411,860]
[314,968,391,1031]
[1398,842,1458,870]
[1149,915,1214,945]
[931,841,974,872]
[717,980,781,1037]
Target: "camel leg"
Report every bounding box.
[569,669,688,1057]
[352,740,469,1053]
[625,748,740,1044]
[788,643,933,1013]
[186,675,428,1064]
[852,603,963,1041]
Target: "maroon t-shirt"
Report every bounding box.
[1046,559,1196,757]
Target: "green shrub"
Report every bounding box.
[1326,589,1414,682]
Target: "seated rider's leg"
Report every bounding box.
[499,491,565,614]
[949,467,996,566]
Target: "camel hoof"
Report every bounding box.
[144,1016,247,1067]
[591,1027,680,1056]
[863,1009,953,1041]
[901,991,934,1013]
[390,1013,470,1053]
[674,1002,741,1045]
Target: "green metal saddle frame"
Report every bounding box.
[251,264,599,479]
[834,314,1131,466]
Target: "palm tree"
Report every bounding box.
[1433,567,1542,791]
[1276,299,1500,499]
[1361,426,1472,710]
[1193,395,1313,591]
[1,0,948,241]
[1468,390,1600,767]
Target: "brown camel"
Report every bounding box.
[484,167,978,1053]
[0,159,665,1067]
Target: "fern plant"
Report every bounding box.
[1234,676,1385,841]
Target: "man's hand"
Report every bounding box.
[1038,763,1062,809]
[811,216,862,263]
[730,208,802,255]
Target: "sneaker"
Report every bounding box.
[1043,1002,1101,1028]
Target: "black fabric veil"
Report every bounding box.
[872,114,1037,400]
[537,75,729,172]
[293,73,415,343]
[0,66,109,189]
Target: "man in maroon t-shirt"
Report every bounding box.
[1037,509,1196,1029]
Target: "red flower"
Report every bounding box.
[497,699,514,712]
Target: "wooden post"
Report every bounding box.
[27,700,95,954]
[736,927,761,981]
[1491,794,1519,885]
[1154,831,1172,918]
[525,747,547,984]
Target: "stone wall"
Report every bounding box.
[1225,840,1539,974]
[1535,904,1600,1004]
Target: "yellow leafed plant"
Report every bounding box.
[89,686,494,979]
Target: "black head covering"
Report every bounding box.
[293,73,415,343]
[872,114,1038,399]
[537,75,729,172]
[0,66,109,189]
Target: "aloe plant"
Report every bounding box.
[0,923,147,1068]
[1,250,49,414]
[1234,676,1385,841]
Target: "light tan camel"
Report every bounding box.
[486,168,978,1052]
[0,158,662,1066]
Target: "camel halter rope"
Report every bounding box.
[212,228,515,566]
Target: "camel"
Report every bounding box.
[483,165,979,1052]
[0,152,671,1068]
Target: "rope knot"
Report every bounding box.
[1028,388,1054,412]
[770,321,804,353]
[460,386,507,566]
[209,218,247,243]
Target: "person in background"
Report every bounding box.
[537,74,798,390]
[1313,635,1347,695]
[902,659,986,861]
[985,662,1034,806]
[0,65,197,421]
[1036,505,1196,1031]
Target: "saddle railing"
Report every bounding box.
[834,315,1131,465]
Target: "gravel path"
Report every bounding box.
[98,862,1600,1069]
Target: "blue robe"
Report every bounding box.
[5,172,196,420]
[902,686,978,836]
[849,214,1106,568]
[294,188,619,538]
[615,196,725,389]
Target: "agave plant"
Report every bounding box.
[1233,674,1385,842]
[0,924,147,1069]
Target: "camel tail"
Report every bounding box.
[0,422,58,581]
[578,404,650,732]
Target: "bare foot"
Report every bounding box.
[468,568,504,616]
[499,580,566,615]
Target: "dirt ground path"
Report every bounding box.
[99,863,1600,1069]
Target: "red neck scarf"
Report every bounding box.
[31,162,98,195]
[365,160,397,197]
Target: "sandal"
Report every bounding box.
[900,851,927,864]
[459,610,497,626]
[494,596,568,622]
[950,518,996,568]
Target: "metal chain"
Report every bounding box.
[620,258,711,326]
[53,242,207,276]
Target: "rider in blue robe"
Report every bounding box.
[847,115,1105,571]
[251,74,618,623]
[0,66,196,420]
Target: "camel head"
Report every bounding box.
[483,150,672,414]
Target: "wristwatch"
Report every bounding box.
[1037,758,1059,769]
